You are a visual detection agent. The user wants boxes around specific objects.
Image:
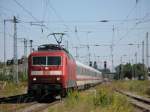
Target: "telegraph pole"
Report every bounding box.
[29,40,33,53]
[18,38,28,76]
[142,41,144,65]
[73,46,79,60]
[23,39,28,57]
[134,52,137,79]
[13,16,19,83]
[24,38,28,76]
[111,25,115,72]
[4,16,19,83]
[80,44,91,65]
[146,32,149,68]
[86,31,91,66]
[64,40,69,51]
[3,19,12,75]
[131,59,134,80]
[3,20,6,76]
[110,45,114,72]
[120,56,123,80]
[18,38,28,57]
[87,45,91,66]
[135,52,137,64]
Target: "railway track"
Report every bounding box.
[16,99,62,112]
[116,90,150,112]
[0,93,62,112]
[0,94,35,112]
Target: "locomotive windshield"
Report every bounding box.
[32,56,46,65]
[32,56,61,66]
[47,56,61,65]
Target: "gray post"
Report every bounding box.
[30,40,33,53]
[142,41,144,65]
[24,38,27,75]
[135,52,137,64]
[87,45,91,65]
[146,32,149,68]
[3,20,6,76]
[13,16,18,83]
[74,46,79,60]
[131,59,134,80]
[134,52,137,79]
[65,40,69,51]
[23,39,27,57]
[120,56,122,80]
[111,25,115,72]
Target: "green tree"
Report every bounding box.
[133,64,148,80]
[115,64,121,80]
[115,63,148,80]
[122,63,132,79]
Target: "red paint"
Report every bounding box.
[28,50,76,91]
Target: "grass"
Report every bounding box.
[0,81,27,112]
[0,80,149,112]
[48,84,134,112]
[113,80,150,97]
[0,81,27,97]
[0,71,28,82]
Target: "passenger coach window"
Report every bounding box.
[32,56,46,65]
[47,56,61,65]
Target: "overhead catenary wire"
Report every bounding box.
[115,23,138,45]
[118,3,138,27]
[115,1,150,46]
[13,0,52,33]
[10,2,50,48]
[42,0,48,26]
[13,0,38,21]
[41,18,149,23]
[115,12,150,46]
[1,0,149,66]
[48,0,72,32]
[114,1,138,46]
[45,0,80,51]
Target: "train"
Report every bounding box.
[27,44,103,97]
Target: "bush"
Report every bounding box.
[93,85,133,112]
[93,88,113,107]
[0,73,13,81]
[65,90,80,108]
[0,72,27,82]
[18,72,28,81]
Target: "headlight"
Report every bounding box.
[56,77,60,81]
[33,77,36,81]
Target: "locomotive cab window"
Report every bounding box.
[32,56,46,65]
[32,56,61,66]
[47,56,61,65]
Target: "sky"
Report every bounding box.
[0,0,150,71]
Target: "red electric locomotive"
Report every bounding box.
[28,44,76,96]
[28,44,102,97]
